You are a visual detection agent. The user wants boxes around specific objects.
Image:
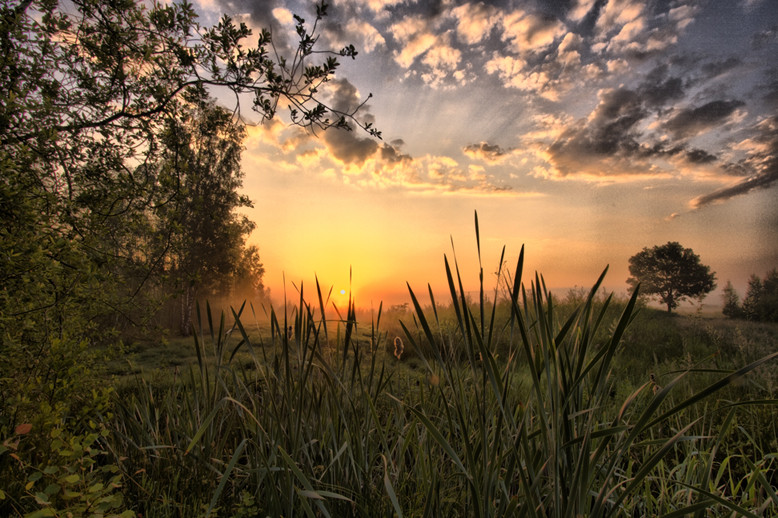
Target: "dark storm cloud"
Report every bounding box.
[764,81,778,109]
[322,80,379,164]
[380,142,412,163]
[323,126,378,165]
[692,115,778,208]
[574,88,646,155]
[758,69,778,109]
[751,25,777,50]
[463,142,510,162]
[574,0,607,36]
[320,79,411,166]
[700,58,742,79]
[216,0,280,31]
[416,0,447,19]
[684,148,718,164]
[544,87,652,176]
[542,85,744,179]
[663,100,746,139]
[638,65,685,108]
[693,169,778,208]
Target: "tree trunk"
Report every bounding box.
[181,285,194,336]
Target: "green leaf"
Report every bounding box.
[62,473,80,484]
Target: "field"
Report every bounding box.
[4,248,777,517]
[96,255,778,517]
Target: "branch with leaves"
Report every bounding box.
[0,0,380,149]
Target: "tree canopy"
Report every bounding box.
[1,1,375,508]
[626,242,716,313]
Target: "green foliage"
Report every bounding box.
[1,0,374,514]
[154,87,258,334]
[627,241,716,313]
[0,390,134,517]
[721,269,778,322]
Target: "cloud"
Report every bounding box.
[360,0,406,14]
[751,24,778,50]
[637,64,685,107]
[388,15,465,86]
[336,151,528,197]
[321,79,380,165]
[500,9,567,53]
[341,19,387,52]
[271,6,294,25]
[700,58,742,79]
[591,0,699,59]
[527,86,744,182]
[451,2,500,45]
[761,75,778,109]
[463,142,512,163]
[567,0,598,23]
[389,16,436,68]
[214,0,296,52]
[663,100,746,139]
[684,148,718,164]
[420,38,464,86]
[595,0,644,36]
[484,50,591,101]
[286,79,522,197]
[691,169,778,208]
[537,89,656,180]
[691,115,778,208]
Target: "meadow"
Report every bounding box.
[5,236,777,517]
[96,243,777,517]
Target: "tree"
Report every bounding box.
[1,1,376,511]
[155,87,255,334]
[721,280,744,318]
[742,269,778,322]
[1,0,374,359]
[626,242,716,313]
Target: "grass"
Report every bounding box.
[98,215,777,517]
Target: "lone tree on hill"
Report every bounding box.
[627,242,716,313]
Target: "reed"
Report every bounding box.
[106,213,777,517]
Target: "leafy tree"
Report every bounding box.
[743,275,763,320]
[155,87,255,334]
[742,269,778,322]
[1,0,374,512]
[627,242,716,313]
[1,0,373,404]
[722,280,744,318]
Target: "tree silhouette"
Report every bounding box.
[722,281,744,318]
[0,0,377,481]
[627,242,716,313]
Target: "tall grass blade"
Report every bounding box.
[205,438,247,518]
[382,454,404,518]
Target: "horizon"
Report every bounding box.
[191,0,776,309]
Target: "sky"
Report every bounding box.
[194,0,777,309]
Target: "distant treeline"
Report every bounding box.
[722,269,778,322]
